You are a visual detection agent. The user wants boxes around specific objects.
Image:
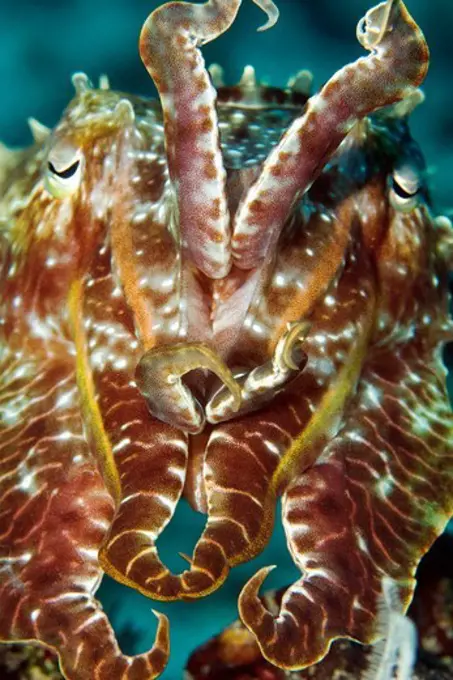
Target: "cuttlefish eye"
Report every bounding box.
[44,142,83,198]
[389,163,421,212]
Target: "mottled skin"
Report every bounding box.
[186,558,453,680]
[0,0,452,678]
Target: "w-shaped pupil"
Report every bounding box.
[48,159,80,179]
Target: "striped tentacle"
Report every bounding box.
[69,242,189,602]
[139,0,278,279]
[236,131,453,669]
[206,319,309,423]
[239,333,453,670]
[0,350,169,678]
[231,0,429,269]
[141,234,377,600]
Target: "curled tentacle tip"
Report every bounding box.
[151,609,170,628]
[277,321,310,371]
[150,610,171,667]
[356,0,395,51]
[238,567,278,636]
[252,0,279,32]
[137,343,241,432]
[240,565,277,600]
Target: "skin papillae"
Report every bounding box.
[0,0,452,677]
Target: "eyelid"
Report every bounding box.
[44,143,84,198]
[389,163,421,212]
[392,164,420,196]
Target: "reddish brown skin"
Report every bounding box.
[186,535,453,679]
[0,0,452,678]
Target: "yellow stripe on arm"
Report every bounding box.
[68,279,121,504]
[272,315,374,492]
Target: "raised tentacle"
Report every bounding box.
[232,0,429,269]
[136,343,242,433]
[139,0,278,278]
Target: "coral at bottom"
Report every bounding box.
[0,644,61,680]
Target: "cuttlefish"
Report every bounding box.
[0,0,452,678]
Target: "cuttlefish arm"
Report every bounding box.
[123,234,375,601]
[139,0,278,279]
[206,321,309,423]
[136,322,308,433]
[136,343,242,434]
[232,0,429,269]
[0,351,169,679]
[69,264,191,603]
[237,177,453,669]
[239,335,453,669]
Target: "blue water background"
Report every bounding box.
[0,1,452,678]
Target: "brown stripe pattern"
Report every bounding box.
[1,0,452,678]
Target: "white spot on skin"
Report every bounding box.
[313,357,335,378]
[113,357,129,371]
[58,430,75,441]
[56,390,75,409]
[113,438,132,453]
[263,440,281,456]
[377,476,394,498]
[77,547,98,561]
[252,322,265,336]
[356,532,370,555]
[91,348,109,370]
[325,295,336,307]
[19,472,37,493]
[363,384,382,407]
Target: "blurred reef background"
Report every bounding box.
[0,0,452,678]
